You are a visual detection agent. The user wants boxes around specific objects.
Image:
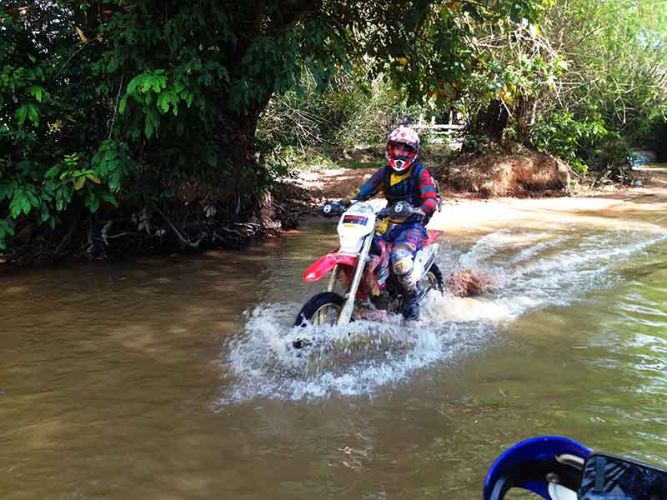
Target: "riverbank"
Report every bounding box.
[2,155,663,267]
[430,163,667,236]
[288,160,666,231]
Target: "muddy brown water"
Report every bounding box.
[1,169,666,499]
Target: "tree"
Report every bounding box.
[545,0,667,135]
[0,0,551,256]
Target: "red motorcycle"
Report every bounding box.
[293,199,443,347]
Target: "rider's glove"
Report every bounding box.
[409,207,426,223]
[379,202,416,221]
[322,199,350,217]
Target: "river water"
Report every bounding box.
[1,176,666,498]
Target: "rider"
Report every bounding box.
[349,126,439,321]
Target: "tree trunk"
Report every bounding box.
[218,90,273,217]
[513,94,534,145]
[466,99,510,148]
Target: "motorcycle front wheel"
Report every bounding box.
[294,292,345,327]
[419,263,445,300]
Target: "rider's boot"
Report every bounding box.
[402,291,420,321]
[398,276,420,321]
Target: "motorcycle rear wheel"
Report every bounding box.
[294,292,345,327]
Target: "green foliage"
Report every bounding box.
[461,133,493,154]
[648,119,667,161]
[0,219,14,250]
[0,0,580,255]
[531,112,612,175]
[537,0,667,152]
[365,0,553,109]
[258,69,421,152]
[0,0,345,251]
[449,0,667,168]
[464,0,667,170]
[256,0,555,157]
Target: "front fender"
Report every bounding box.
[484,436,591,500]
[303,253,358,283]
[426,230,441,245]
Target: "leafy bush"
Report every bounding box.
[256,72,425,173]
[1,4,135,250]
[531,112,609,175]
[461,133,493,154]
[0,0,350,252]
[0,0,596,257]
[258,70,424,155]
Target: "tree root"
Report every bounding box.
[157,208,202,249]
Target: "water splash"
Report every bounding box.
[218,303,470,404]
[218,228,666,404]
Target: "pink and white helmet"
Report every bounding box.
[386,126,420,172]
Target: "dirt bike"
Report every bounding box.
[484,435,667,499]
[292,199,444,348]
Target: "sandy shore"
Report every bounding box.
[434,165,667,236]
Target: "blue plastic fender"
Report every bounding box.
[484,436,591,500]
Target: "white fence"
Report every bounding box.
[408,116,465,148]
[411,114,465,138]
[412,123,465,135]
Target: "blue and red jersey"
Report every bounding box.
[353,162,439,222]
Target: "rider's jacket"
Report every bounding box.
[353,162,439,224]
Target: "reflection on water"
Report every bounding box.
[1,203,666,498]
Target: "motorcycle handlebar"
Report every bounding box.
[322,200,349,217]
[377,201,417,220]
[322,200,420,221]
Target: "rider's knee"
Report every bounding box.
[391,245,415,276]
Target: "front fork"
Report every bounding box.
[326,264,338,292]
[415,245,439,302]
[337,234,373,326]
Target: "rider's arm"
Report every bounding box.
[352,166,387,201]
[415,167,438,218]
